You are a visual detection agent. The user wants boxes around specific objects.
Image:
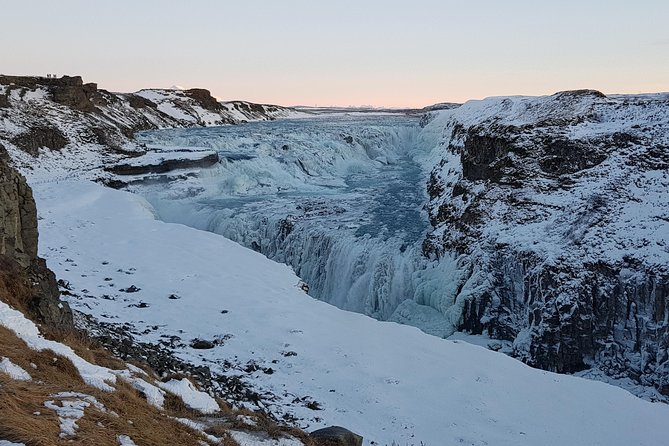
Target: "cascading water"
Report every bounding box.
[133,115,467,337]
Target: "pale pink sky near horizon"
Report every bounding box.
[2,0,668,107]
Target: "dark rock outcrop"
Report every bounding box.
[50,77,99,112]
[0,148,72,328]
[107,152,219,175]
[310,426,363,446]
[185,88,221,111]
[126,94,158,109]
[0,75,99,112]
[423,92,669,395]
[227,101,274,120]
[0,146,38,264]
[12,126,68,156]
[461,132,515,181]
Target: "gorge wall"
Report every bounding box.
[422,90,669,396]
[0,144,71,329]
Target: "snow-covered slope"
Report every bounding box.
[421,90,669,394]
[34,179,669,446]
[0,75,308,179]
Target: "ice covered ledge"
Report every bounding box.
[34,179,669,446]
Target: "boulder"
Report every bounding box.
[191,339,215,349]
[310,426,363,446]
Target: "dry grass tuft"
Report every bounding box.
[41,326,126,371]
[163,391,197,418]
[220,433,242,446]
[223,406,317,446]
[0,325,209,445]
[0,255,35,316]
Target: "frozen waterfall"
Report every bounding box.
[133,115,467,337]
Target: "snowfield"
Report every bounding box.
[34,179,669,446]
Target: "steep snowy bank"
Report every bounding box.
[35,179,669,446]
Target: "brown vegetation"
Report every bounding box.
[0,325,211,445]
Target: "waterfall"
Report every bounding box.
[135,115,467,338]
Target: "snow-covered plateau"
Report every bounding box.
[2,76,669,445]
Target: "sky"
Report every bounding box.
[2,0,668,107]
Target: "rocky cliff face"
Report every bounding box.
[0,145,38,266]
[423,90,669,396]
[0,145,71,328]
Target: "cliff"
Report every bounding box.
[0,144,72,329]
[422,90,669,395]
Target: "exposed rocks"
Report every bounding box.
[185,88,221,111]
[77,313,215,387]
[107,152,219,175]
[28,257,73,329]
[191,339,216,349]
[461,132,516,181]
[11,126,68,156]
[125,94,158,109]
[0,150,72,329]
[538,138,608,175]
[74,312,273,410]
[89,126,128,152]
[0,75,98,112]
[423,91,669,395]
[310,426,363,446]
[0,93,9,108]
[50,77,99,112]
[553,89,607,99]
[0,148,39,265]
[226,101,280,122]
